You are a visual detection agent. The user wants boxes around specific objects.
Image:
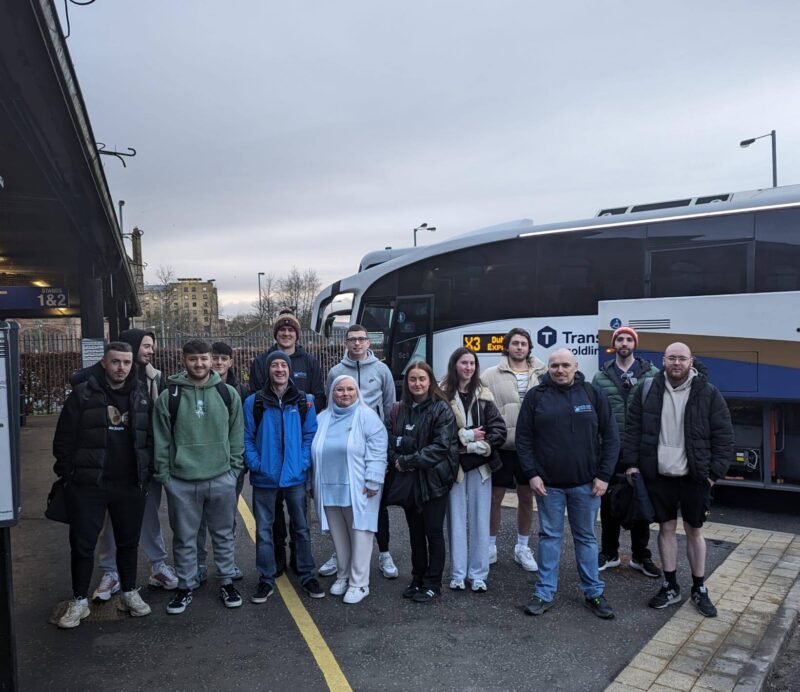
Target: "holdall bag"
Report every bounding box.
[45,478,69,523]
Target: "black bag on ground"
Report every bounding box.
[45,478,69,523]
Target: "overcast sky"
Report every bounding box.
[58,1,800,317]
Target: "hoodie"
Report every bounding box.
[326,349,395,422]
[153,370,244,483]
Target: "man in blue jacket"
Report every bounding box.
[517,349,620,619]
[244,351,324,601]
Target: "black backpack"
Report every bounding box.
[250,390,310,431]
[168,381,234,430]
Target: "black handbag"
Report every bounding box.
[45,478,70,523]
[385,467,418,509]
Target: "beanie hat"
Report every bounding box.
[265,350,292,374]
[273,312,301,339]
[611,326,638,348]
[211,341,233,357]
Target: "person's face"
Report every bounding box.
[102,349,133,385]
[269,359,290,387]
[455,353,476,385]
[138,335,155,365]
[407,368,431,402]
[332,378,358,407]
[184,352,212,382]
[507,335,531,363]
[345,330,370,358]
[212,353,233,377]
[276,326,297,350]
[548,353,578,386]
[663,344,693,382]
[614,333,635,359]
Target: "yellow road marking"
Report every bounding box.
[237,495,353,692]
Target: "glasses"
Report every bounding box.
[346,337,369,344]
[665,356,691,363]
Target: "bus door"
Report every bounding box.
[388,295,434,384]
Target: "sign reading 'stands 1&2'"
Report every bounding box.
[0,287,69,309]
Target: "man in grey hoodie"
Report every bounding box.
[320,324,398,579]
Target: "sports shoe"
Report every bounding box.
[92,571,120,602]
[149,562,178,590]
[343,586,369,604]
[514,545,539,572]
[691,586,718,618]
[598,553,621,571]
[117,589,151,617]
[220,583,243,608]
[318,553,338,577]
[166,589,193,614]
[57,598,90,628]
[449,579,465,591]
[412,588,438,603]
[197,565,209,584]
[330,578,349,596]
[524,596,553,616]
[471,579,488,593]
[302,578,325,599]
[250,581,274,604]
[630,557,661,578]
[649,582,682,609]
[584,594,615,619]
[402,582,420,599]
[379,552,399,579]
[488,544,497,565]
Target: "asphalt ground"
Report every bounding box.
[7,417,776,691]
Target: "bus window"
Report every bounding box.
[649,243,749,298]
[389,296,433,379]
[755,209,800,292]
[361,303,394,362]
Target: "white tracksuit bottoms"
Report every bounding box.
[447,467,491,582]
[325,506,374,588]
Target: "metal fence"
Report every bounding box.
[19,330,343,414]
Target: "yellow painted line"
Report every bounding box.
[237,495,353,692]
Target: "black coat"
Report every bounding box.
[451,392,507,472]
[53,362,154,487]
[623,370,734,482]
[249,344,326,411]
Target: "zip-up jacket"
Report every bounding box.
[249,343,326,411]
[326,349,395,422]
[592,356,660,435]
[446,385,507,472]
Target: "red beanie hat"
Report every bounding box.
[611,326,638,348]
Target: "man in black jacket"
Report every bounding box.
[517,349,619,620]
[52,342,154,628]
[624,342,734,618]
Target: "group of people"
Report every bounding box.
[51,314,734,629]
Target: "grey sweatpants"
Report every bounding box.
[447,468,492,582]
[164,470,238,589]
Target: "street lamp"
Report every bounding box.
[739,130,777,188]
[257,272,265,324]
[413,222,437,247]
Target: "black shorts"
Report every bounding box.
[646,475,713,528]
[492,449,529,489]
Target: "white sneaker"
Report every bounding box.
[514,544,539,572]
[92,571,120,602]
[449,579,466,590]
[57,599,90,629]
[343,585,369,604]
[378,552,399,579]
[329,578,349,596]
[471,579,488,592]
[149,562,178,590]
[319,554,338,577]
[489,544,497,565]
[117,589,152,617]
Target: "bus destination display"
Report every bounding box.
[463,333,505,353]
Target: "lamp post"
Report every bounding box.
[739,130,777,188]
[257,272,265,326]
[413,222,437,247]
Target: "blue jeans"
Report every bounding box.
[534,483,604,602]
[252,484,315,586]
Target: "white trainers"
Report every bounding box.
[514,544,539,572]
[449,579,466,590]
[329,578,349,596]
[378,552,399,579]
[471,579,488,592]
[57,598,90,629]
[319,554,338,577]
[343,585,369,604]
[117,589,152,617]
[489,544,498,565]
[149,562,178,590]
[92,571,121,602]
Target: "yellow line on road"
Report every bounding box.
[237,495,353,692]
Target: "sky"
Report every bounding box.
[57,0,800,317]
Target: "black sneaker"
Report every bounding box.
[649,582,682,609]
[302,578,325,599]
[598,553,620,571]
[584,594,615,619]
[274,546,287,577]
[630,557,662,578]
[691,586,717,618]
[220,583,243,608]
[412,588,439,603]
[524,596,553,616]
[251,581,275,604]
[402,582,421,599]
[166,589,193,614]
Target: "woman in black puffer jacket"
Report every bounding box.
[386,360,458,603]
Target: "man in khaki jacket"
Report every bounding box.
[482,327,547,571]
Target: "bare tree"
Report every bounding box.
[277,267,320,327]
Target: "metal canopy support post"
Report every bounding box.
[0,527,18,691]
[79,258,104,340]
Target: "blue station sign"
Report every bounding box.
[0,287,70,309]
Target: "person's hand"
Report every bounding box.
[471,426,486,442]
[363,487,378,498]
[529,476,547,497]
[591,478,609,497]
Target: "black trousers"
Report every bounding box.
[599,491,652,561]
[66,482,146,598]
[404,494,448,590]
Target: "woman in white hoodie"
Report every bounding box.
[311,375,388,603]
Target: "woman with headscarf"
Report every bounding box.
[311,375,388,604]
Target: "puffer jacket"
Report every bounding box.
[623,369,734,483]
[53,362,153,487]
[249,344,326,411]
[592,357,660,435]
[446,385,507,472]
